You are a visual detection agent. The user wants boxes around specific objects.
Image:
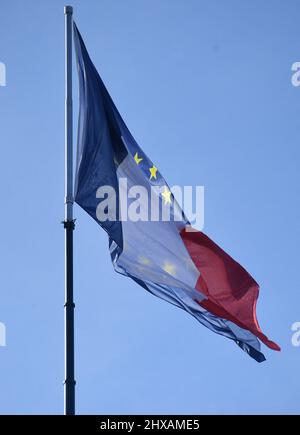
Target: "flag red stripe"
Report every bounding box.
[181,228,280,351]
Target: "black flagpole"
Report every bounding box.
[63,5,75,415]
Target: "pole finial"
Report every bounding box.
[64,5,73,15]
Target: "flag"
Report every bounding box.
[73,23,280,362]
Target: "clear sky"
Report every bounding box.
[0,0,299,415]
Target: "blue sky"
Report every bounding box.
[0,0,299,414]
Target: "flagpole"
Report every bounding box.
[64,5,75,415]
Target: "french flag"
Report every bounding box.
[73,23,280,362]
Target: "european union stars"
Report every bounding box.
[133,151,172,206]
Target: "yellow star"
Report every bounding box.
[138,256,151,265]
[134,152,143,165]
[161,186,172,205]
[149,165,158,180]
[163,262,176,276]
